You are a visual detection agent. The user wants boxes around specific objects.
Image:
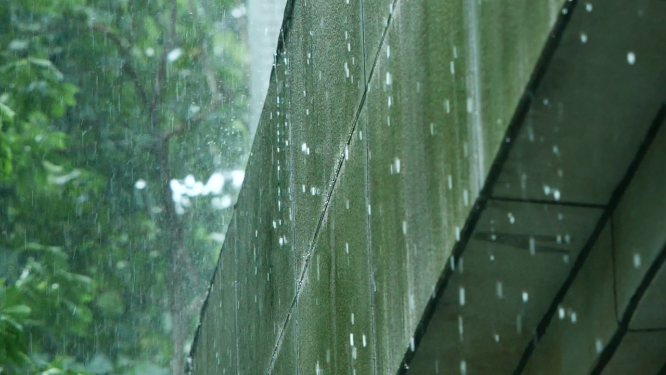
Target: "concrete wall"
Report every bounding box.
[189,0,565,374]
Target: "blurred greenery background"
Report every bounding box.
[0,0,251,374]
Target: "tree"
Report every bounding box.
[0,0,249,374]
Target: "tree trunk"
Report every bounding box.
[156,140,194,375]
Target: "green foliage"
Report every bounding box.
[0,0,249,373]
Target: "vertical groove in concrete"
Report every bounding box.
[464,0,485,194]
[359,2,379,373]
[288,30,300,375]
[234,224,241,375]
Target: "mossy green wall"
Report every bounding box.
[190,0,563,374]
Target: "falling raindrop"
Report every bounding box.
[458,316,464,341]
[595,339,604,353]
[627,52,636,65]
[496,281,503,299]
[134,179,147,190]
[529,237,536,255]
[167,48,183,62]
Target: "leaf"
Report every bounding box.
[96,291,124,317]
[2,305,31,316]
[41,368,65,375]
[46,131,68,150]
[0,315,24,332]
[28,58,64,81]
[22,242,68,259]
[0,102,16,120]
[61,84,79,106]
[71,274,93,286]
[7,40,29,51]
[28,58,53,68]
[43,160,65,174]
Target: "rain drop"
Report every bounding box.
[627,52,636,65]
[134,179,147,190]
[529,237,536,255]
[595,339,604,353]
[458,316,464,341]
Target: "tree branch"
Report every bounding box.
[151,0,179,121]
[161,2,223,142]
[90,23,150,109]
[161,99,221,142]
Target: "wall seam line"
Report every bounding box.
[264,0,403,373]
[512,103,666,375]
[392,0,585,372]
[590,240,666,374]
[359,1,379,375]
